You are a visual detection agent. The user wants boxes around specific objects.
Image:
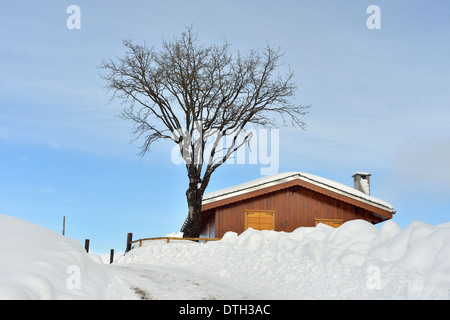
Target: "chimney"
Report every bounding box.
[352,172,371,195]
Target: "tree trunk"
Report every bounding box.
[183,187,203,238]
[182,171,204,238]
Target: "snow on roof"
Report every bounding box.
[203,171,394,212]
[353,172,371,176]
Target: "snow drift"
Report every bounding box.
[1,213,449,299]
[0,214,109,299]
[117,220,450,299]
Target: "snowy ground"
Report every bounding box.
[0,214,449,300]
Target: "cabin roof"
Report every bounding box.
[202,171,394,212]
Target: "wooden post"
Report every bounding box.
[110,249,114,264]
[84,239,90,253]
[62,216,65,236]
[126,233,133,253]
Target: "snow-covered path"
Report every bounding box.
[106,263,260,300]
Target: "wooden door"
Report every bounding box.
[245,211,275,231]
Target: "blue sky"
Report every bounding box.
[1,1,449,254]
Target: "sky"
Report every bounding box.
[1,0,449,254]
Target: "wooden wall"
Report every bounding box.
[211,186,376,238]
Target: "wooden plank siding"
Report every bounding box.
[207,185,390,238]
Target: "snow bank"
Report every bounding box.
[0,214,110,299]
[1,213,449,300]
[117,220,450,299]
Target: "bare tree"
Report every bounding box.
[100,27,309,238]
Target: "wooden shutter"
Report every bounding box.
[246,211,275,231]
[247,212,260,230]
[315,218,343,228]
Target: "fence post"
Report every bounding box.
[84,239,90,253]
[126,232,133,253]
[110,249,114,264]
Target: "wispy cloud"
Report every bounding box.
[392,139,450,197]
[0,126,10,140]
[39,187,53,193]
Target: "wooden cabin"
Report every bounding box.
[196,172,395,238]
